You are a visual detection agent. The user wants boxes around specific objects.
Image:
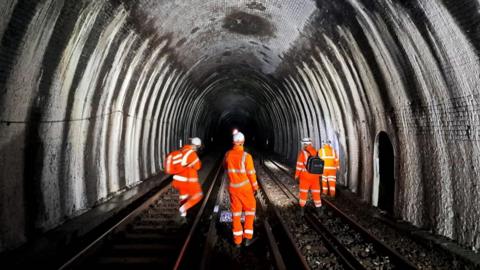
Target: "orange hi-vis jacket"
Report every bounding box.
[319,144,339,171]
[295,145,319,180]
[225,145,258,191]
[172,145,201,183]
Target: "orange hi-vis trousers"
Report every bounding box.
[299,176,322,208]
[172,179,203,216]
[230,186,256,245]
[321,169,337,197]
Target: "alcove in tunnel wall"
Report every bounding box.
[0,0,480,254]
[275,0,480,250]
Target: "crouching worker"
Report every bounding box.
[225,131,259,247]
[165,137,203,224]
[295,137,323,216]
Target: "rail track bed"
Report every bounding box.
[58,153,475,270]
[259,157,417,270]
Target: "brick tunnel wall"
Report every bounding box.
[0,0,479,253]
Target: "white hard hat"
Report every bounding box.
[233,132,245,143]
[301,137,312,145]
[190,137,202,147]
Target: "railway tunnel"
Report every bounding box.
[1,0,480,268]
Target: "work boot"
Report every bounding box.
[244,237,258,247]
[299,207,305,217]
[175,214,187,225]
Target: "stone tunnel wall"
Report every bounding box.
[0,0,480,254]
[276,0,480,251]
[0,0,200,252]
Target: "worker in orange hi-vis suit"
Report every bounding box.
[171,137,203,223]
[225,130,259,247]
[319,141,339,197]
[295,137,322,216]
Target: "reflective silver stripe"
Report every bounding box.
[230,179,249,188]
[299,189,309,192]
[296,162,303,165]
[188,158,199,167]
[252,182,258,186]
[330,187,336,190]
[192,192,203,199]
[182,150,194,166]
[188,178,199,182]
[244,211,255,216]
[228,169,246,173]
[233,231,243,236]
[241,152,247,172]
[296,167,303,170]
[173,154,182,159]
[173,175,188,182]
[179,194,188,199]
[247,170,256,174]
[324,166,337,170]
[172,159,182,165]
[232,212,242,217]
[327,176,336,179]
[321,148,336,159]
[323,187,329,190]
[299,199,306,203]
[303,150,308,166]
[244,229,254,234]
[311,189,321,193]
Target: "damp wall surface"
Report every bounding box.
[0,0,479,253]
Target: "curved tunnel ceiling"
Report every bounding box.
[1,0,480,253]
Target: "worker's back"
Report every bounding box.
[225,145,256,191]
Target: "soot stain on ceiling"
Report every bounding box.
[222,11,275,37]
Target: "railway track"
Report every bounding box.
[60,159,224,270]
[198,171,308,269]
[60,154,308,270]
[260,157,418,270]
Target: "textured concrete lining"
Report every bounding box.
[0,0,479,254]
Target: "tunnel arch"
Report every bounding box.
[1,0,480,253]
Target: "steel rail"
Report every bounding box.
[261,157,362,270]
[267,157,417,270]
[59,180,172,269]
[173,162,224,270]
[256,168,311,270]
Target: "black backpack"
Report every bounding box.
[306,152,324,174]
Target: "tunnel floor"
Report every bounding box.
[3,153,478,269]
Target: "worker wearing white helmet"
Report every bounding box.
[168,137,203,223]
[225,131,259,247]
[295,137,323,216]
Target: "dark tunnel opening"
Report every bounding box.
[378,132,395,215]
[194,67,278,154]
